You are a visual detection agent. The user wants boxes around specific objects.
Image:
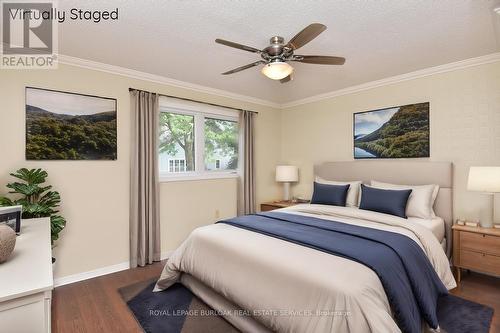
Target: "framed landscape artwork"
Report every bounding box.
[353,102,429,159]
[26,87,117,160]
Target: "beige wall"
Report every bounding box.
[281,61,500,224]
[160,178,237,252]
[2,58,498,280]
[0,64,281,279]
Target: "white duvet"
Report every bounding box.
[155,204,456,333]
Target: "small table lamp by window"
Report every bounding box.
[467,166,500,227]
[276,165,299,201]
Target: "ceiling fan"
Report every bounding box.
[215,23,345,83]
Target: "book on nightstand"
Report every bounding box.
[455,219,479,227]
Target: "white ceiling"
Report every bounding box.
[58,0,500,104]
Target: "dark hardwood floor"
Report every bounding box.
[52,262,164,333]
[52,264,500,333]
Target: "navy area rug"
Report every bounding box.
[119,279,238,333]
[119,279,494,333]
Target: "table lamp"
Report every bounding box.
[276,165,298,201]
[467,166,500,227]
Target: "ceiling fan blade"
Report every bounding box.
[221,61,265,75]
[293,55,346,65]
[286,23,327,50]
[280,75,293,84]
[215,38,261,53]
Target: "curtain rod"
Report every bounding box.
[128,88,258,114]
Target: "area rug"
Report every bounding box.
[119,279,238,333]
[119,279,494,333]
[437,294,494,333]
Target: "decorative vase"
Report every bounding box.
[0,224,16,263]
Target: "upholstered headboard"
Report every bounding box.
[314,161,453,257]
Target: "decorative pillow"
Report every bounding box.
[315,177,362,207]
[371,180,438,219]
[311,182,350,207]
[359,184,412,218]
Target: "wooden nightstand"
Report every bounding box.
[452,224,500,282]
[260,200,309,212]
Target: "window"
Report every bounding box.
[159,112,195,173]
[168,159,186,173]
[204,118,238,171]
[158,97,239,180]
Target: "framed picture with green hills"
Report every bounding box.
[25,87,117,160]
[353,102,430,159]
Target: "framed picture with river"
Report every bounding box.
[353,102,429,159]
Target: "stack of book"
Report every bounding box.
[456,219,479,227]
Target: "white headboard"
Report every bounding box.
[314,161,453,257]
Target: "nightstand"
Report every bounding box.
[452,224,500,282]
[260,200,308,212]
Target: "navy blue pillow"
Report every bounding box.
[311,182,350,206]
[359,184,412,218]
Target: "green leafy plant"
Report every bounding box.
[0,168,66,253]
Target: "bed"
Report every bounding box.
[155,161,456,333]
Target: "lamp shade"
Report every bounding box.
[467,166,500,193]
[276,165,298,182]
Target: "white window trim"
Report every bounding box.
[159,171,238,183]
[158,97,240,182]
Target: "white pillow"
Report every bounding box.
[370,180,439,219]
[430,186,439,217]
[315,177,362,207]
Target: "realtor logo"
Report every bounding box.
[1,1,58,69]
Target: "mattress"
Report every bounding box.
[407,216,445,242]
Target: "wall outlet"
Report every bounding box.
[215,209,220,219]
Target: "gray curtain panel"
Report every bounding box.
[238,110,256,215]
[130,90,161,268]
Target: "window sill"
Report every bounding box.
[159,172,239,183]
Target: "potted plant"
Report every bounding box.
[0,168,66,263]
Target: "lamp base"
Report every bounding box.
[282,182,291,201]
[479,193,495,228]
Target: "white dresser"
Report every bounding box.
[0,218,53,333]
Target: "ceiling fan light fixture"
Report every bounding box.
[261,61,293,80]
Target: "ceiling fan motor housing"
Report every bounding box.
[263,36,288,58]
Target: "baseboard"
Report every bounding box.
[54,261,130,287]
[54,250,173,287]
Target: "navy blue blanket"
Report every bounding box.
[217,212,448,333]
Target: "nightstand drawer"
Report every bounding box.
[460,249,500,275]
[460,231,500,256]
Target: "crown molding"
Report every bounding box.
[280,52,500,109]
[57,54,281,109]
[57,52,500,110]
